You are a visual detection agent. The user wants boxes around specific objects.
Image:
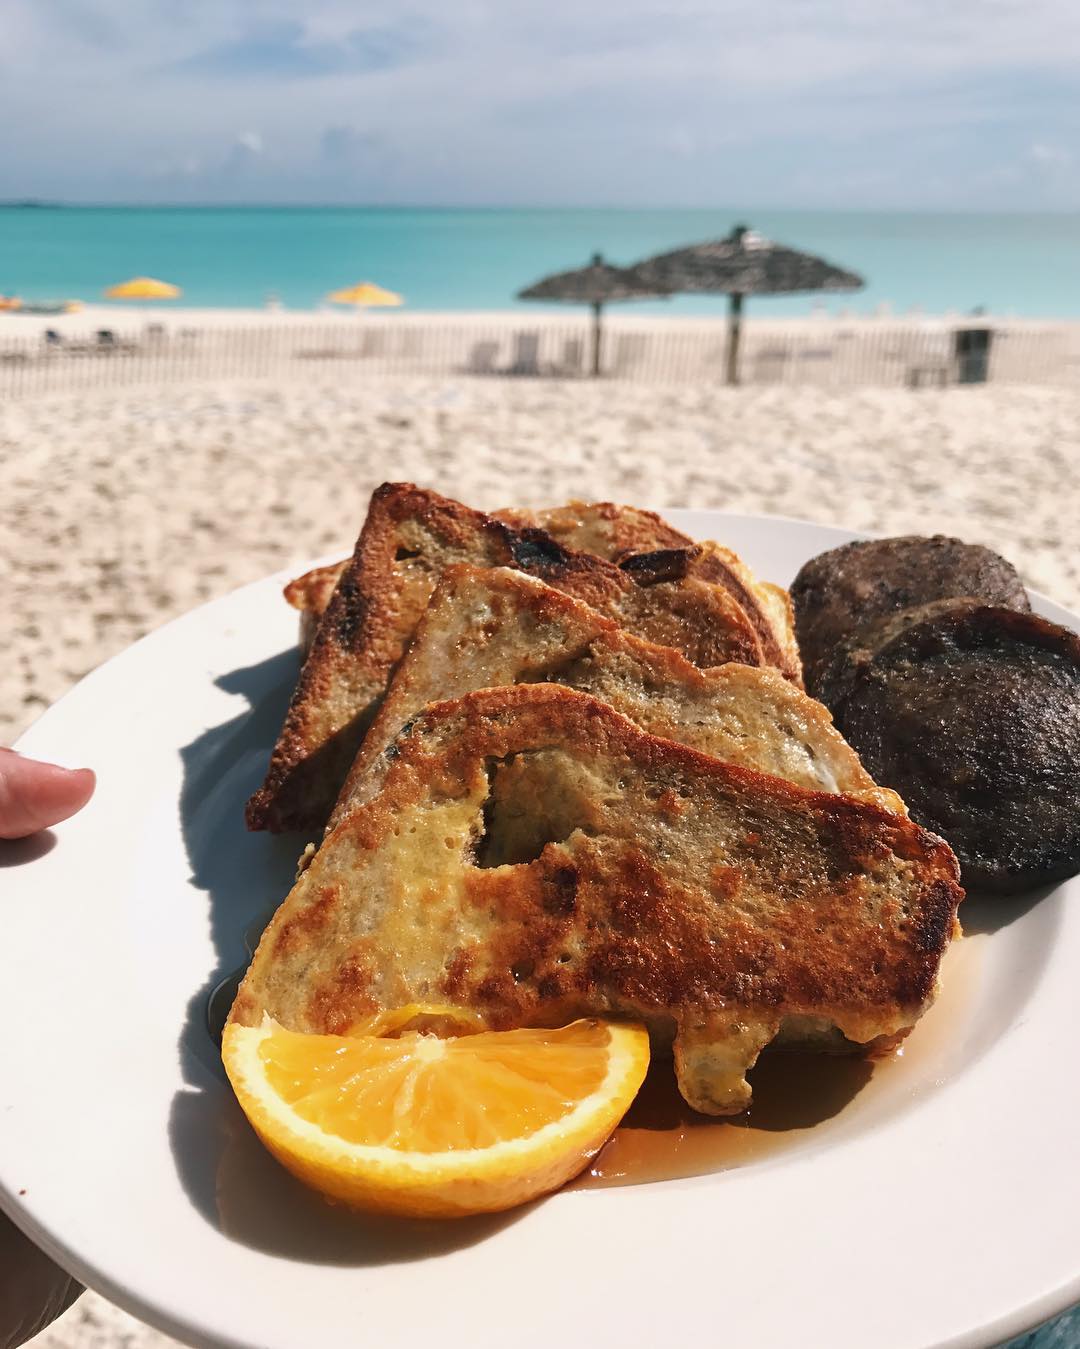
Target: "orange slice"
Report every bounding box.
[222,1014,650,1218]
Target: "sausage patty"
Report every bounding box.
[791,535,1030,695]
[815,597,990,712]
[834,604,1080,894]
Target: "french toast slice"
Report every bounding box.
[231,684,962,1115]
[282,500,686,654]
[284,501,801,682]
[283,561,344,655]
[494,500,694,557]
[248,484,766,833]
[328,564,900,831]
[498,502,801,684]
[690,544,802,684]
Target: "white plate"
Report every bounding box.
[2,511,1078,1349]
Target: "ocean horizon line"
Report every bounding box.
[4,201,1080,219]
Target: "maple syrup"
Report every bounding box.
[577,935,981,1189]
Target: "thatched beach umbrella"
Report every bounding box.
[518,252,668,376]
[631,225,863,384]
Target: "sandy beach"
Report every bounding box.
[5,370,1080,1349]
[6,373,1080,746]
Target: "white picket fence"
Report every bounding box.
[1,319,1077,398]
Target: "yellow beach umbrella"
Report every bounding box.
[104,276,181,300]
[326,281,402,307]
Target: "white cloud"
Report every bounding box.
[217,130,265,180]
[2,0,1080,206]
[234,131,264,156]
[1029,141,1072,168]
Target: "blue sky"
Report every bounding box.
[3,0,1079,208]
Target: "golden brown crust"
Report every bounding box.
[284,563,347,656]
[233,684,962,1114]
[577,546,765,670]
[758,583,801,680]
[249,485,770,833]
[495,500,694,557]
[680,544,801,685]
[283,504,802,682]
[328,564,899,830]
[283,561,346,615]
[285,499,690,623]
[493,502,802,686]
[247,484,510,833]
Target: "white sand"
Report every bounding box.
[5,375,1079,746]
[4,373,1079,1348]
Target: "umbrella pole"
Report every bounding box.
[726,292,743,385]
[591,301,603,377]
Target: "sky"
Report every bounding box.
[3,0,1080,209]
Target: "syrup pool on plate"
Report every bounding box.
[577,934,981,1188]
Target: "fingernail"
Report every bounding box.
[27,754,92,775]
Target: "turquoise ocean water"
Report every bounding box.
[2,206,1079,318]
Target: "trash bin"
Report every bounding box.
[954,327,993,384]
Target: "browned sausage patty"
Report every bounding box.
[791,536,1030,695]
[815,597,991,711]
[834,605,1080,894]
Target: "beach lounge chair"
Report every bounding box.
[360,330,387,359]
[556,337,584,376]
[506,331,541,375]
[465,340,499,375]
[753,345,790,382]
[907,363,951,389]
[905,328,954,388]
